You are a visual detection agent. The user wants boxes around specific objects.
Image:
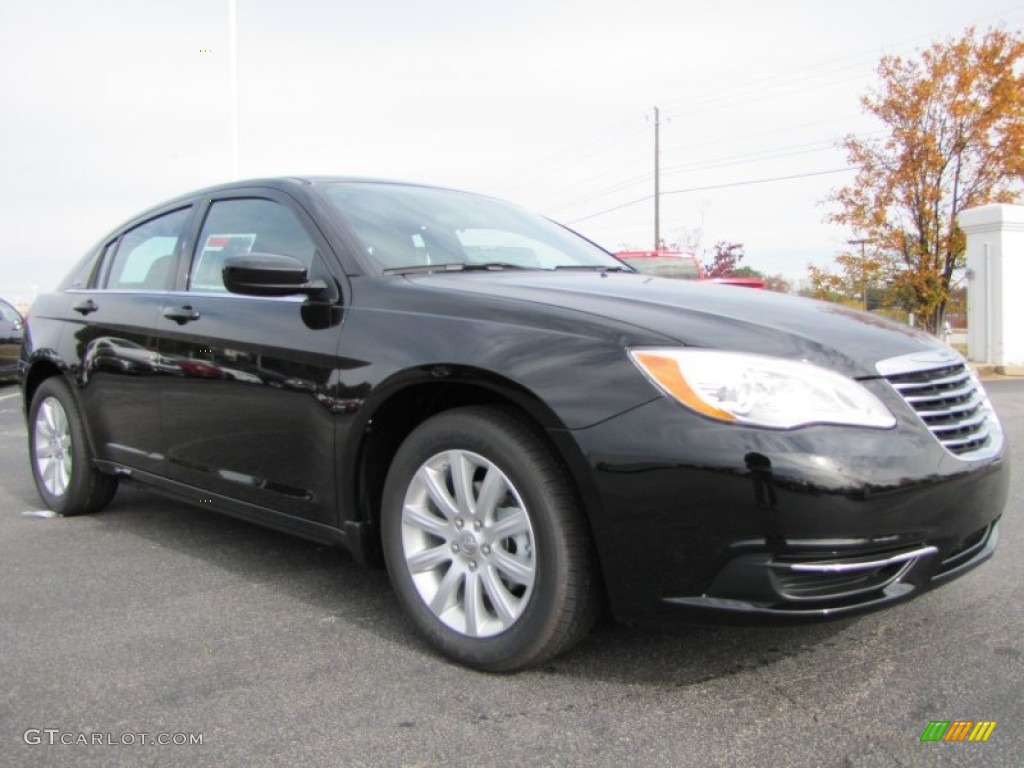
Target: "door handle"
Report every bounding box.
[73,299,99,316]
[163,306,201,325]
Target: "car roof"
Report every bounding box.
[167,175,449,203]
[93,176,457,249]
[122,176,460,227]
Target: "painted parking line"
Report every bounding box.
[0,392,21,401]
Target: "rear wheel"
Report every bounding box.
[29,377,118,515]
[381,406,600,671]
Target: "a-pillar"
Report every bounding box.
[959,204,1024,366]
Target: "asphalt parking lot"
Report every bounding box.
[1,379,1021,768]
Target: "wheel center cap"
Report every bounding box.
[459,531,478,557]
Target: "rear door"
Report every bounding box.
[71,205,194,471]
[155,191,346,528]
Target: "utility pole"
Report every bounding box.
[653,106,661,251]
[848,238,872,311]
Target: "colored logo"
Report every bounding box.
[921,721,996,742]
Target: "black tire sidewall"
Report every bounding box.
[28,377,102,515]
[382,408,579,671]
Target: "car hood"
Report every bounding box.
[408,271,946,378]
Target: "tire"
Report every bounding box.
[28,377,118,516]
[381,406,600,671]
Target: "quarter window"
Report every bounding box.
[190,199,317,292]
[104,208,190,290]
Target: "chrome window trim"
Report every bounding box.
[65,288,308,304]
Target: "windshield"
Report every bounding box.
[321,183,626,273]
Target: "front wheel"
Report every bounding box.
[28,377,118,516]
[381,406,600,671]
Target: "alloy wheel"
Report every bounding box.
[34,396,73,497]
[400,449,537,638]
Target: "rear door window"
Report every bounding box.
[103,208,191,290]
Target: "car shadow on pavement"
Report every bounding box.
[11,474,854,686]
[537,614,855,686]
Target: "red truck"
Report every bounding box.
[616,250,765,288]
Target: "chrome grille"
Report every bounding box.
[876,350,1001,459]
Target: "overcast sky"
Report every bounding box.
[1,0,1022,303]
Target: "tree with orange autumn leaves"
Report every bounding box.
[824,27,1024,333]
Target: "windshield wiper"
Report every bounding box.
[383,262,534,275]
[383,262,632,276]
[553,264,633,273]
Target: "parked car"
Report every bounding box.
[704,276,766,289]
[616,250,704,279]
[616,250,766,288]
[1,297,24,381]
[21,177,1008,671]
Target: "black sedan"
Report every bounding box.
[1,297,24,381]
[20,177,1008,671]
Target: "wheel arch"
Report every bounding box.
[342,366,606,577]
[22,358,108,463]
[22,358,65,418]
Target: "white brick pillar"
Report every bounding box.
[959,204,1024,365]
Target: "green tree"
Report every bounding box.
[806,248,894,309]
[729,265,762,278]
[828,27,1024,332]
[762,274,792,294]
[806,264,849,303]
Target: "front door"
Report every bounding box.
[155,193,346,528]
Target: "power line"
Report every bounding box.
[543,170,652,214]
[545,131,886,215]
[659,114,868,154]
[544,144,835,215]
[527,114,867,205]
[501,8,1024,200]
[504,6,1024,228]
[657,8,1024,117]
[566,167,857,224]
[661,140,842,176]
[490,112,649,194]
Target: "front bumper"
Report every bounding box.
[663,520,997,620]
[567,392,1009,626]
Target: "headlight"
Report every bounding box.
[629,348,896,430]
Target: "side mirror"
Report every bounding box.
[223,253,329,299]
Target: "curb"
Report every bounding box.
[970,363,1024,379]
